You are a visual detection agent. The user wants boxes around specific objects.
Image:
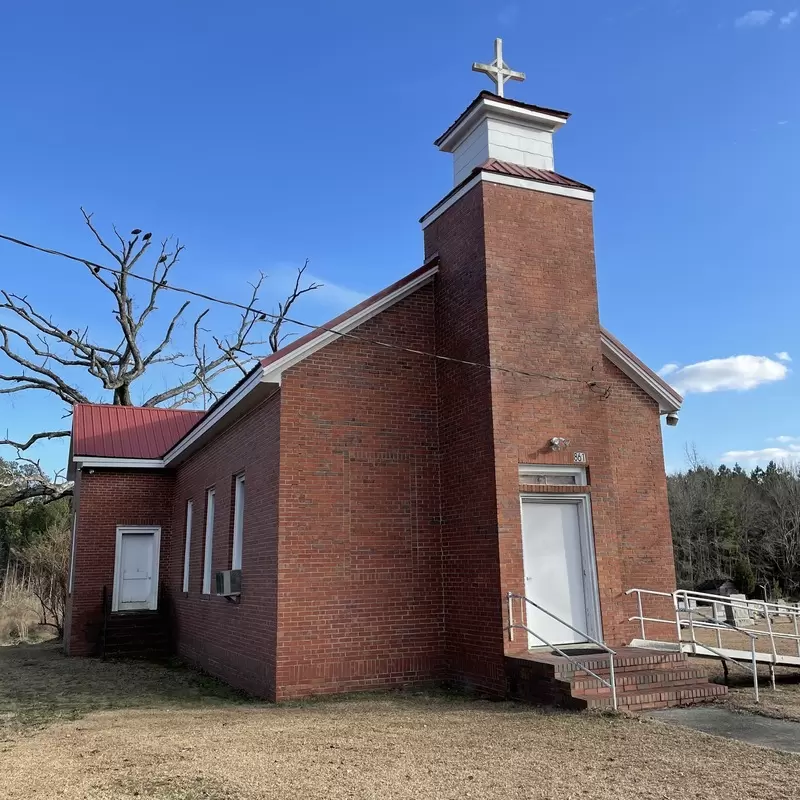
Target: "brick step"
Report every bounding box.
[571,667,710,693]
[561,657,690,680]
[581,683,728,711]
[554,650,684,670]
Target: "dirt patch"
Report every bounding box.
[2,643,800,799]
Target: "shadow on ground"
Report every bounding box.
[0,640,244,735]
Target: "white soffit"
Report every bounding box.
[601,333,683,413]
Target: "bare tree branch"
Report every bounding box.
[0,430,70,452]
[269,260,321,352]
[0,210,318,505]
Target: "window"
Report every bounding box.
[182,500,193,593]
[68,514,78,595]
[518,465,587,487]
[203,489,215,594]
[232,474,245,571]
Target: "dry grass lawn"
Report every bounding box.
[2,642,800,800]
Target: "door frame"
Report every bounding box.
[112,525,161,612]
[519,494,603,646]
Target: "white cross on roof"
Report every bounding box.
[472,38,525,98]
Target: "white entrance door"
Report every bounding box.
[520,498,599,647]
[113,527,161,611]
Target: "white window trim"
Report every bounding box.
[68,513,78,595]
[518,464,587,486]
[112,526,161,612]
[232,474,245,571]
[519,493,602,644]
[203,489,215,595]
[182,500,193,593]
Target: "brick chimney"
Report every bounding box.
[422,91,627,685]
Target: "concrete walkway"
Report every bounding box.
[651,707,800,753]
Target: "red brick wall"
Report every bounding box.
[476,183,626,646]
[423,183,508,695]
[169,391,281,698]
[275,285,444,699]
[424,179,675,655]
[64,470,175,656]
[603,359,676,641]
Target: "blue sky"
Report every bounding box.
[0,0,798,477]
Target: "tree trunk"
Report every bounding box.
[113,384,132,406]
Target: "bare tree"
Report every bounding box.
[0,210,319,507]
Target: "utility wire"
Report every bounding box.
[0,231,606,393]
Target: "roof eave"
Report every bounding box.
[600,329,683,414]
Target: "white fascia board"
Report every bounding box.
[420,174,482,229]
[163,366,264,465]
[73,456,166,470]
[601,333,683,413]
[421,171,592,230]
[260,265,439,383]
[437,98,566,152]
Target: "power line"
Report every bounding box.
[0,231,606,393]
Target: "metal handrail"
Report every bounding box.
[625,587,800,702]
[506,592,618,711]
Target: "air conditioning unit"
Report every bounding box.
[215,569,242,597]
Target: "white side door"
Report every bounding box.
[520,498,598,647]
[113,526,161,611]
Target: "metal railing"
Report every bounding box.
[506,592,618,710]
[626,587,800,702]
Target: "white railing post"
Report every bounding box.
[672,591,682,647]
[751,636,760,704]
[794,606,800,658]
[636,590,645,640]
[507,591,514,642]
[608,653,617,711]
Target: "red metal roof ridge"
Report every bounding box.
[480,159,595,192]
[420,161,594,224]
[72,401,205,414]
[601,326,684,405]
[434,91,571,148]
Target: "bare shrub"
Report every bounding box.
[11,525,69,637]
[0,585,40,642]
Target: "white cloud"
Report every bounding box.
[660,354,789,394]
[735,9,775,27]
[721,445,800,467]
[306,275,368,310]
[780,9,799,26]
[658,363,680,378]
[772,435,800,443]
[776,351,792,362]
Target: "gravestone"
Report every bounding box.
[724,594,753,628]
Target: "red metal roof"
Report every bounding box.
[480,159,595,192]
[72,404,205,459]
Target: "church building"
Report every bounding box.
[64,42,725,709]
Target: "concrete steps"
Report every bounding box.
[102,611,171,660]
[506,646,728,711]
